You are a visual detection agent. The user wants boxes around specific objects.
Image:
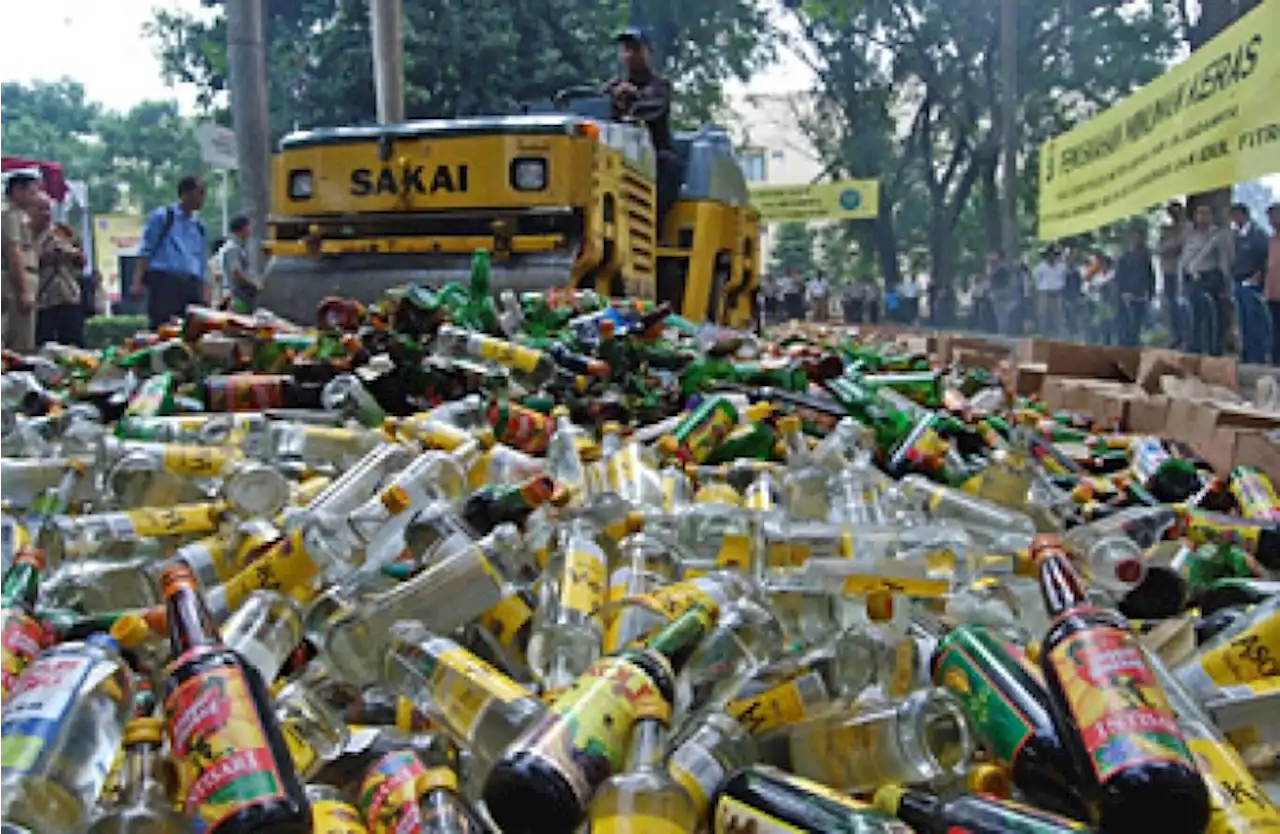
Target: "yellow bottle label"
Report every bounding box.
[590,814,691,833]
[416,421,469,451]
[431,646,530,742]
[161,444,234,477]
[312,798,370,834]
[714,534,752,573]
[126,503,222,538]
[668,740,725,817]
[695,483,742,506]
[477,337,543,374]
[1187,737,1280,834]
[727,678,807,735]
[222,529,322,612]
[839,574,951,598]
[715,795,806,833]
[635,578,722,621]
[281,719,318,777]
[479,594,534,650]
[888,638,917,698]
[1199,610,1280,686]
[418,765,459,795]
[560,547,607,618]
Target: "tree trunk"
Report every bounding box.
[873,197,902,288]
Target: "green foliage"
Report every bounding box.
[1,80,236,233]
[146,0,775,136]
[85,316,149,349]
[788,0,1180,286]
[770,222,815,276]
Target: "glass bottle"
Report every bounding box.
[307,784,369,834]
[780,687,972,793]
[528,516,610,689]
[275,679,350,780]
[86,716,184,833]
[0,547,48,698]
[483,606,716,834]
[587,704,697,833]
[415,738,492,834]
[931,623,1091,820]
[1175,595,1280,704]
[383,621,546,783]
[159,563,310,832]
[711,764,911,833]
[546,405,589,506]
[777,414,831,521]
[1,634,135,834]
[460,474,558,535]
[872,784,1091,833]
[603,528,683,654]
[1034,534,1209,833]
[667,711,758,826]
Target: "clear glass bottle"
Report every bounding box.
[546,405,588,506]
[276,680,350,780]
[221,590,304,684]
[588,705,697,833]
[666,711,758,826]
[778,415,831,521]
[306,784,369,834]
[603,527,683,654]
[781,687,973,793]
[1,634,135,834]
[528,516,609,689]
[85,716,184,833]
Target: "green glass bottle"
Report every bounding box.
[872,784,1091,833]
[711,765,910,833]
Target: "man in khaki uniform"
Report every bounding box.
[2,172,41,351]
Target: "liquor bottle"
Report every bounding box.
[587,701,697,833]
[307,784,369,834]
[1034,535,1209,833]
[528,516,610,688]
[872,784,1091,833]
[357,739,491,834]
[483,606,716,834]
[1128,436,1202,503]
[416,739,493,834]
[711,765,910,833]
[201,373,324,412]
[931,623,1091,820]
[1175,595,1279,704]
[86,716,185,833]
[1,634,135,833]
[546,406,589,505]
[1229,465,1280,521]
[667,711,758,826]
[460,474,558,535]
[0,548,48,698]
[159,564,310,832]
[384,621,546,782]
[657,395,739,465]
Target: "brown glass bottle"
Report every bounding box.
[482,606,716,834]
[1033,535,1209,833]
[160,564,310,833]
[931,624,1091,821]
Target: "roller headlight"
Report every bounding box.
[511,158,547,191]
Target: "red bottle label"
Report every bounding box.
[490,401,551,453]
[358,749,428,834]
[207,375,287,412]
[0,609,48,698]
[166,664,288,832]
[1047,625,1194,784]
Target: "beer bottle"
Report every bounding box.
[710,765,910,833]
[202,374,324,413]
[931,623,1091,820]
[160,564,310,833]
[1033,535,1209,833]
[483,606,716,834]
[872,784,1092,833]
[460,474,558,535]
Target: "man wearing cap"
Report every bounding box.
[1,171,42,351]
[604,27,681,232]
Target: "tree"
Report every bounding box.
[770,222,815,275]
[1233,180,1276,225]
[146,0,775,137]
[787,0,1179,287]
[1,79,112,214]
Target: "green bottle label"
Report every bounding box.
[934,628,1037,767]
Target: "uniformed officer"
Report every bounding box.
[1,171,42,351]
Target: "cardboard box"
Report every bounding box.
[1126,395,1170,434]
[1014,363,1047,398]
[1086,383,1145,429]
[1136,349,1199,394]
[1166,397,1222,444]
[1234,429,1280,481]
[1197,355,1239,391]
[1017,339,1138,381]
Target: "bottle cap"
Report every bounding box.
[1025,640,1043,663]
[777,415,802,434]
[602,421,622,435]
[109,613,152,650]
[866,590,894,623]
[967,762,1012,797]
[124,716,164,746]
[551,405,570,419]
[13,547,45,571]
[85,633,120,653]
[657,435,680,457]
[746,402,774,422]
[871,784,907,816]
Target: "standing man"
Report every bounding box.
[1264,203,1280,365]
[1178,203,1234,356]
[30,193,87,347]
[129,175,209,328]
[1062,249,1084,339]
[1229,203,1270,364]
[1114,226,1156,348]
[783,269,805,322]
[218,215,260,313]
[987,250,1017,335]
[1032,245,1068,338]
[1,171,41,351]
[807,270,830,322]
[1158,202,1187,347]
[900,276,921,325]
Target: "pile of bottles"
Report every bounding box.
[1,251,1278,833]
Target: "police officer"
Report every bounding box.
[604,27,682,232]
[1,171,41,351]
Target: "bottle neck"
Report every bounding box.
[121,740,173,810]
[645,605,714,673]
[1,558,41,607]
[1038,549,1089,619]
[165,581,221,657]
[624,718,668,773]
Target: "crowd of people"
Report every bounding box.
[759,201,1280,365]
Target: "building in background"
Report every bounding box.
[725,91,823,270]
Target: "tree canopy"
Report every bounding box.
[770,222,816,276]
[146,0,775,138]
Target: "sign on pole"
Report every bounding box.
[749,179,880,223]
[1037,0,1280,240]
[196,123,239,170]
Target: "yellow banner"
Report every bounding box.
[93,214,145,300]
[1038,0,1280,240]
[750,179,880,222]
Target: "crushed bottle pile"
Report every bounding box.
[1,250,1278,833]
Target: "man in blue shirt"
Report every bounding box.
[128,175,208,327]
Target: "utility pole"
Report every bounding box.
[370,0,406,124]
[226,0,271,273]
[999,0,1018,262]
